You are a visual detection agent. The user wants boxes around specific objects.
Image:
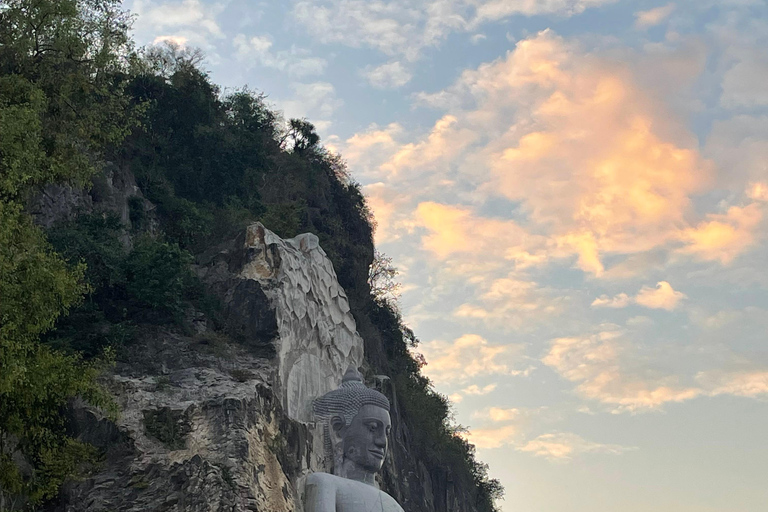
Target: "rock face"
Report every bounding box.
[56,224,366,511]
[198,223,364,423]
[39,164,486,512]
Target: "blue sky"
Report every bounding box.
[123,1,768,510]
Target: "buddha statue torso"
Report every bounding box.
[304,368,405,512]
[304,472,404,512]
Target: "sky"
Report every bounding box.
[122,1,768,510]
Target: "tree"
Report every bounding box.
[0,0,133,505]
[368,250,400,303]
[282,118,320,153]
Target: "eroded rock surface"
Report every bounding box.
[197,223,364,422]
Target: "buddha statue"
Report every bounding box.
[304,367,404,512]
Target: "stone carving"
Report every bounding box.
[305,367,404,511]
[235,223,365,423]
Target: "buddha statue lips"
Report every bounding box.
[305,367,404,512]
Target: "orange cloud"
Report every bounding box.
[634,281,686,311]
[463,424,518,449]
[414,202,536,261]
[679,203,763,264]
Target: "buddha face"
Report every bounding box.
[339,404,392,473]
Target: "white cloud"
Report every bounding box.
[518,432,636,461]
[634,3,676,29]
[132,0,226,47]
[233,34,327,77]
[291,0,618,61]
[278,82,343,125]
[363,61,413,88]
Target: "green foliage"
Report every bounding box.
[0,203,116,503]
[0,0,141,196]
[259,201,304,239]
[123,236,194,313]
[0,0,137,501]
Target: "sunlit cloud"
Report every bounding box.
[517,432,636,461]
[464,424,519,449]
[418,334,524,384]
[679,203,763,264]
[697,370,768,398]
[591,293,631,308]
[634,281,686,311]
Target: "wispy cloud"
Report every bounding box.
[634,3,676,29]
[132,0,227,47]
[543,329,702,412]
[290,0,619,61]
[592,281,686,311]
[233,34,327,77]
[418,334,525,384]
[517,432,636,461]
[362,61,413,88]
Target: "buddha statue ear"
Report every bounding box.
[330,415,346,434]
[329,415,346,476]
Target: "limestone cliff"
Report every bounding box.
[33,166,491,512]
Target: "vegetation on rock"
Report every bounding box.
[0,0,502,509]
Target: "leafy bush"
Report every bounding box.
[123,236,194,313]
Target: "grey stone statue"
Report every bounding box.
[304,367,404,511]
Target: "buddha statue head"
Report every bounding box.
[313,367,392,484]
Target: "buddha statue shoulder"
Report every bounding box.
[304,367,404,512]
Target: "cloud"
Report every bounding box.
[233,34,327,77]
[418,334,524,384]
[464,424,519,449]
[486,407,520,422]
[363,61,413,88]
[634,281,686,311]
[591,293,631,308]
[406,31,720,275]
[152,35,189,46]
[132,0,225,47]
[634,3,676,29]
[720,49,768,108]
[291,0,618,61]
[517,432,635,461]
[698,370,768,398]
[679,203,763,264]
[454,275,565,330]
[277,82,343,125]
[591,282,686,311]
[748,183,768,202]
[542,330,702,412]
[414,202,533,260]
